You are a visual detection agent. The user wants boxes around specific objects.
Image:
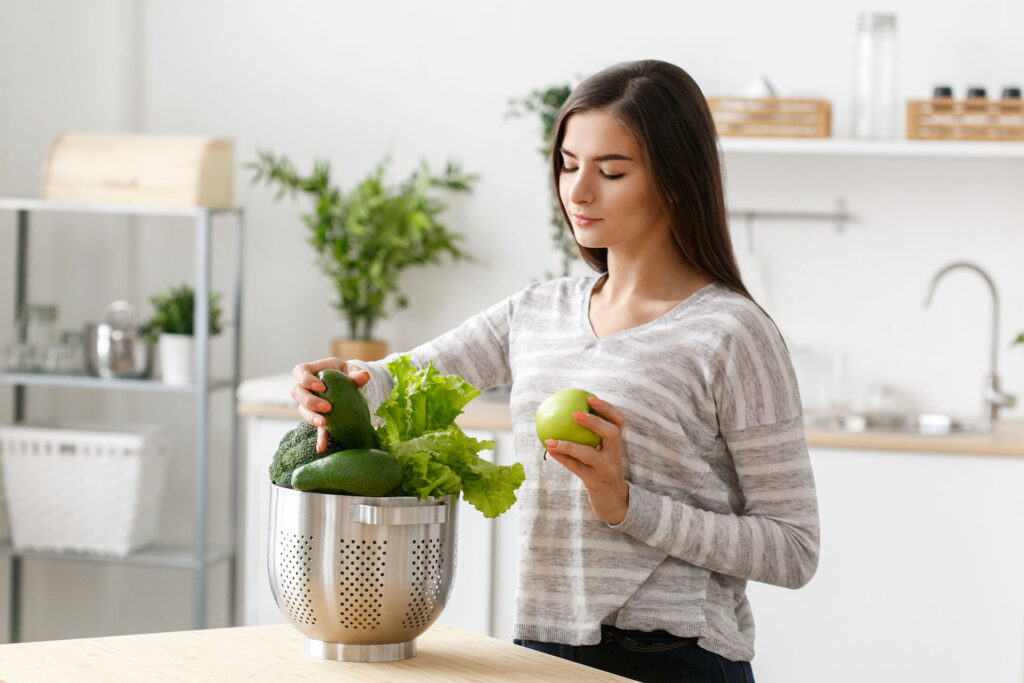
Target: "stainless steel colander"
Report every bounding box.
[267,484,457,662]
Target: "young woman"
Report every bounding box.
[291,59,819,683]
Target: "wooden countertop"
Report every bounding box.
[0,622,629,682]
[238,391,1024,457]
[804,419,1024,456]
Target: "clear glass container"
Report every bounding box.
[852,12,899,139]
[19,303,58,349]
[5,342,38,372]
[43,330,87,375]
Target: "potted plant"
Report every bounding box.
[248,152,478,361]
[146,284,224,385]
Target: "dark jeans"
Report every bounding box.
[514,626,754,683]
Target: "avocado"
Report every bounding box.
[315,369,379,450]
[291,448,403,496]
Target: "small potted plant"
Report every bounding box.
[147,284,224,385]
[248,152,477,361]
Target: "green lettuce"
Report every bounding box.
[376,356,525,518]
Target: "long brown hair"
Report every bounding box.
[550,59,751,301]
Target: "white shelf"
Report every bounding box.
[720,136,1024,159]
[2,195,244,641]
[0,197,242,217]
[0,372,234,393]
[0,543,233,570]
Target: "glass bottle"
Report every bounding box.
[852,12,899,139]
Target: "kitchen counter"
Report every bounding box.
[804,419,1024,456]
[0,622,629,682]
[237,375,1024,456]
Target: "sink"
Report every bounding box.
[804,411,989,436]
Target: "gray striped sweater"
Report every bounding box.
[353,276,820,662]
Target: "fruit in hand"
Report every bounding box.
[535,388,601,447]
[315,369,379,450]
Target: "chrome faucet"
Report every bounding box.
[923,261,1017,422]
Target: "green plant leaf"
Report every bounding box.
[249,150,477,340]
[146,284,224,337]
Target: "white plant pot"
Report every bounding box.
[158,333,194,386]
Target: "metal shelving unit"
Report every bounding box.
[0,197,244,643]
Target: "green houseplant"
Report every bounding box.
[147,284,224,385]
[248,152,477,360]
[507,82,573,277]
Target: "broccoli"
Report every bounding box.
[269,420,343,488]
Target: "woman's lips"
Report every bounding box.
[572,213,601,227]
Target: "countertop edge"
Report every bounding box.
[237,398,1024,457]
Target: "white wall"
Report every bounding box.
[1,0,1023,647]
[132,0,1024,416]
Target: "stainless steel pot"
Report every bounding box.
[268,485,457,662]
[86,301,153,379]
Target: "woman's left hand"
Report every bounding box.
[544,395,630,525]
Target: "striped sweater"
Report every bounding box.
[352,276,820,662]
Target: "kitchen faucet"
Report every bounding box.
[923,261,1017,422]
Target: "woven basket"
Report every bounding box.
[906,99,1024,141]
[707,97,832,138]
[0,423,169,556]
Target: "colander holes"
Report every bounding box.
[337,537,386,630]
[277,532,317,626]
[402,538,445,629]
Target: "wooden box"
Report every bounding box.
[43,131,234,207]
[707,97,831,138]
[906,99,1024,141]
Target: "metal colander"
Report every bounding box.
[267,484,457,662]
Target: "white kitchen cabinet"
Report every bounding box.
[239,408,503,638]
[747,447,1024,683]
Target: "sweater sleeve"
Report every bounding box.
[611,307,821,589]
[348,293,516,412]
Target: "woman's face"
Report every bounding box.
[557,110,669,253]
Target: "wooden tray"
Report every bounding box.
[707,97,831,138]
[906,99,1024,141]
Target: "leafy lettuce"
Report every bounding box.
[375,355,525,518]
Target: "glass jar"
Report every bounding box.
[43,330,87,375]
[19,303,58,349]
[852,12,899,139]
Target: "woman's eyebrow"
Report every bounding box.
[559,148,634,162]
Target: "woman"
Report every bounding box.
[292,59,819,683]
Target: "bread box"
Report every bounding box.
[43,131,234,207]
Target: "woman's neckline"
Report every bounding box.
[579,274,719,341]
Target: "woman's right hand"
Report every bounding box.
[291,357,371,453]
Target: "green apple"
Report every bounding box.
[535,388,601,447]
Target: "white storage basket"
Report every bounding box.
[0,423,169,556]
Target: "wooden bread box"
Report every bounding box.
[43,131,234,207]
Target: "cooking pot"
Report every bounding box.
[86,301,153,379]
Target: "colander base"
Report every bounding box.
[305,637,417,662]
